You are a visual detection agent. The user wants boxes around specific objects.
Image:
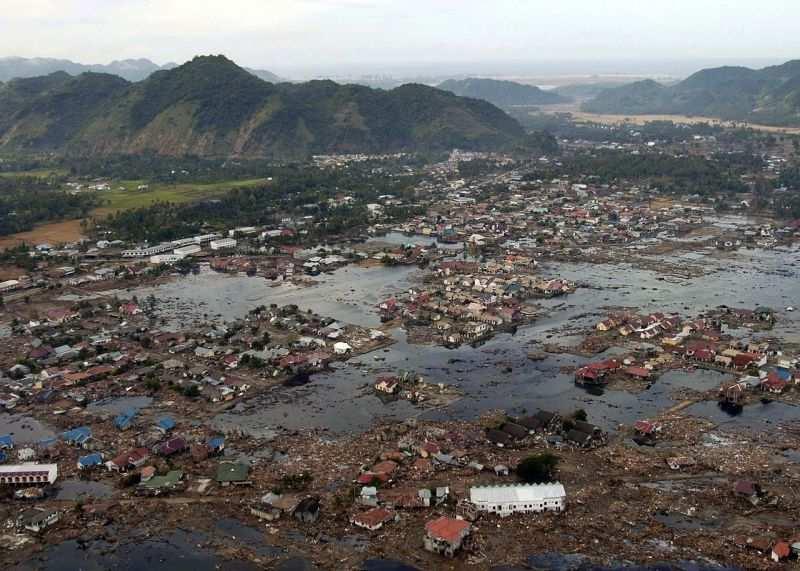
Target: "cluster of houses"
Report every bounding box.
[378,259,574,347]
[590,308,798,401]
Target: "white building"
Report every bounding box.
[229,227,257,237]
[174,244,201,257]
[122,243,173,257]
[150,254,183,265]
[0,279,20,292]
[210,238,237,250]
[333,342,352,355]
[0,464,59,485]
[469,482,565,516]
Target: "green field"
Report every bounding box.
[95,178,270,212]
[0,168,69,178]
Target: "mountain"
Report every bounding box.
[582,59,800,125]
[437,78,569,107]
[553,82,625,100]
[0,56,282,84]
[244,67,282,83]
[0,55,529,159]
[0,57,173,82]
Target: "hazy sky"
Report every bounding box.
[2,0,799,76]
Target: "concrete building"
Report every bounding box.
[0,279,20,292]
[150,254,184,265]
[0,464,59,485]
[173,244,201,257]
[469,482,566,515]
[122,243,173,257]
[424,517,471,557]
[210,238,237,250]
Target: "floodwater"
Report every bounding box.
[365,231,464,250]
[0,413,56,444]
[54,479,114,501]
[10,529,262,571]
[128,264,420,329]
[86,396,153,415]
[126,240,800,435]
[686,399,800,431]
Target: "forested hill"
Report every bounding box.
[438,78,569,107]
[582,59,800,126]
[0,55,533,159]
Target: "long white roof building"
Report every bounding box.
[0,463,59,485]
[469,482,566,515]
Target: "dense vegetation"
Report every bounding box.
[0,55,530,159]
[508,112,726,142]
[437,78,569,107]
[524,149,752,196]
[582,59,800,126]
[0,175,99,235]
[99,163,423,242]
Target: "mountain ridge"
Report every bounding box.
[0,55,281,83]
[0,55,532,159]
[582,59,800,125]
[438,77,569,107]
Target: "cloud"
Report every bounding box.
[0,0,798,74]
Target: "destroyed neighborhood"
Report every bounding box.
[2,129,800,571]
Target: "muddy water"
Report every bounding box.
[128,243,800,435]
[86,396,153,415]
[10,529,262,571]
[54,479,114,500]
[0,413,56,444]
[129,263,420,329]
[365,231,464,250]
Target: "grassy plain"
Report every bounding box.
[97,178,269,212]
[0,176,270,249]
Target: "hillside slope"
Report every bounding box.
[582,60,800,125]
[438,78,568,107]
[0,56,529,159]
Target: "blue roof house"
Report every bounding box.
[115,408,138,431]
[62,426,92,448]
[77,452,104,470]
[156,417,176,433]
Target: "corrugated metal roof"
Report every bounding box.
[469,482,566,504]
